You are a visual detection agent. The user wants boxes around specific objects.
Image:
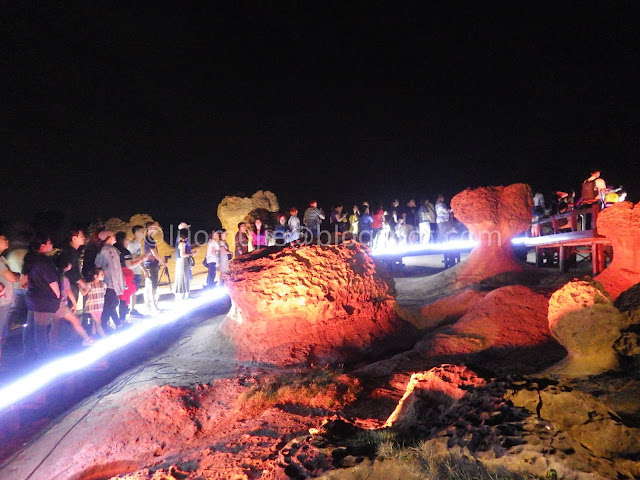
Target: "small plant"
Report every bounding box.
[352,429,397,451]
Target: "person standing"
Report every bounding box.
[330,204,348,235]
[59,228,87,304]
[251,219,268,250]
[287,207,301,243]
[358,205,374,245]
[348,205,360,236]
[274,214,288,246]
[143,222,167,312]
[388,199,400,245]
[371,205,385,248]
[303,200,325,238]
[418,199,435,244]
[127,225,147,316]
[174,228,197,301]
[23,234,61,359]
[205,230,220,287]
[114,231,148,323]
[217,230,231,286]
[435,194,451,242]
[234,222,249,257]
[95,231,126,330]
[0,233,20,361]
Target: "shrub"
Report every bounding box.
[238,368,361,416]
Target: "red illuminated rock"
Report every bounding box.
[384,365,485,429]
[594,201,640,299]
[220,242,413,365]
[418,289,486,329]
[450,183,533,285]
[412,285,561,373]
[217,190,279,255]
[547,279,629,377]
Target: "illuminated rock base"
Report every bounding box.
[449,183,533,286]
[221,242,413,365]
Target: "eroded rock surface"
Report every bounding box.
[547,279,628,377]
[103,214,157,241]
[217,190,279,254]
[594,201,640,300]
[449,183,533,286]
[221,242,413,365]
[384,365,486,429]
[417,289,486,329]
[413,285,562,373]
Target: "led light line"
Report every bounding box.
[0,287,229,413]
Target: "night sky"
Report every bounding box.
[3,4,640,229]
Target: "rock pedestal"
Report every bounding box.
[220,242,412,365]
[594,201,640,299]
[547,279,628,377]
[450,184,532,285]
[217,190,279,255]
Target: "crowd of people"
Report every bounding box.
[223,195,458,254]
[0,221,183,362]
[3,168,631,365]
[0,193,462,363]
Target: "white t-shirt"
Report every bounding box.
[128,239,143,274]
[0,257,15,306]
[206,239,220,264]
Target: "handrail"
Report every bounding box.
[530,204,600,236]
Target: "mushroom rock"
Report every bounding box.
[594,201,640,300]
[449,183,533,286]
[220,242,414,365]
[413,285,561,373]
[547,279,629,377]
[217,190,279,254]
[103,214,157,241]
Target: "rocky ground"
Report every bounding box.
[2,253,640,480]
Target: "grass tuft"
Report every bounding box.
[238,368,361,416]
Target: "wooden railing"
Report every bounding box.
[530,203,601,237]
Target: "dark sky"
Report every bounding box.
[2,3,640,228]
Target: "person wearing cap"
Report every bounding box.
[176,222,195,281]
[95,230,126,330]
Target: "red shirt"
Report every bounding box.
[372,209,384,229]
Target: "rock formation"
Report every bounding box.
[413,285,562,373]
[594,201,640,299]
[547,279,629,377]
[102,214,157,241]
[217,190,280,255]
[449,183,533,286]
[220,242,413,365]
[384,365,486,429]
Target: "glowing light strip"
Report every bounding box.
[0,287,229,413]
[370,239,478,256]
[370,236,564,256]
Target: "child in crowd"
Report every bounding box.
[51,260,95,347]
[81,267,107,338]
